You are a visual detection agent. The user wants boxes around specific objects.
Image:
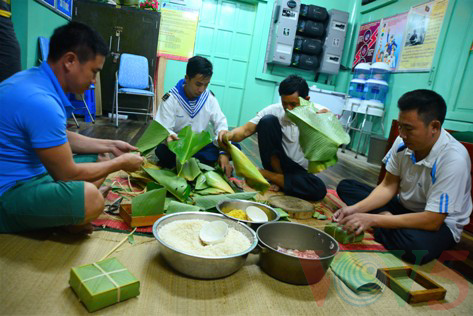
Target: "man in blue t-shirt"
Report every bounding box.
[0,22,143,233]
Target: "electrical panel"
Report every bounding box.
[266,0,301,66]
[319,10,349,75]
[266,3,349,75]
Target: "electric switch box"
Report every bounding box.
[319,9,349,75]
[267,0,301,66]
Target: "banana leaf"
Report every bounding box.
[194,174,209,190]
[166,201,202,214]
[223,137,270,192]
[164,197,176,210]
[146,182,163,191]
[286,98,350,173]
[193,192,258,210]
[144,168,191,202]
[198,162,215,171]
[168,126,212,164]
[177,157,201,181]
[131,188,166,216]
[128,170,154,183]
[194,187,226,195]
[143,158,160,170]
[135,121,169,154]
[204,171,234,194]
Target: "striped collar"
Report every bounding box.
[170,78,209,119]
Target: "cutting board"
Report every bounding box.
[268,195,314,219]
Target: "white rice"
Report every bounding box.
[158,219,251,257]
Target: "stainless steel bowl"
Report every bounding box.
[216,199,280,229]
[153,212,257,279]
[256,222,339,285]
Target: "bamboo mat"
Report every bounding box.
[1,230,472,315]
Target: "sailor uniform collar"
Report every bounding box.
[169,78,209,119]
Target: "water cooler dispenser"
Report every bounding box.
[343,62,391,158]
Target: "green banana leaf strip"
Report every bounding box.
[168,126,212,164]
[146,182,163,192]
[198,162,215,171]
[166,201,202,214]
[224,137,270,192]
[204,171,234,194]
[193,192,258,210]
[286,98,350,173]
[195,187,226,195]
[144,168,191,202]
[274,207,289,218]
[164,197,177,210]
[131,188,166,216]
[135,121,169,154]
[177,157,202,181]
[194,174,209,190]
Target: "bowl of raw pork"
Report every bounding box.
[153,212,258,279]
[256,222,339,285]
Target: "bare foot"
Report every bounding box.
[269,184,280,192]
[64,223,94,234]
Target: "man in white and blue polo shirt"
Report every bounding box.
[334,89,472,264]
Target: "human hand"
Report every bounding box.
[109,140,137,157]
[332,205,358,223]
[218,154,233,178]
[218,130,231,149]
[166,134,179,143]
[97,153,111,162]
[117,153,144,172]
[317,108,329,114]
[340,213,375,236]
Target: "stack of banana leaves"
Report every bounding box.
[114,121,268,216]
[286,98,351,173]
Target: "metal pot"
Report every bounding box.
[153,212,257,279]
[216,199,280,230]
[256,222,339,285]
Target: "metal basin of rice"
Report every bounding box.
[153,212,257,279]
[256,222,339,285]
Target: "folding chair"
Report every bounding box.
[111,53,154,127]
[37,36,95,128]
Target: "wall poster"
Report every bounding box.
[352,20,381,69]
[157,2,200,61]
[35,0,73,20]
[398,0,449,72]
[373,12,408,71]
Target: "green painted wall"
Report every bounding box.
[163,0,473,136]
[11,0,68,70]
[346,0,473,138]
[163,0,359,127]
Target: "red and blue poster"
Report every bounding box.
[352,20,380,69]
[374,12,408,71]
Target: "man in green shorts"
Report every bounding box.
[0,22,143,233]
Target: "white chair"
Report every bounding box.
[111,53,155,127]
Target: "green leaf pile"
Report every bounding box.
[286,98,350,173]
[168,126,212,165]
